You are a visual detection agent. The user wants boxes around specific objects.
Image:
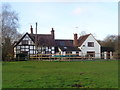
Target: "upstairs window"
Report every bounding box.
[88,42,94,47]
[22,40,28,45]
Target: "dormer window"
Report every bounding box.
[88,42,94,47]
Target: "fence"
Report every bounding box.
[29,52,119,60]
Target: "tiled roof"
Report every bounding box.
[14,32,92,49]
[78,34,91,47]
[55,39,73,47]
[29,34,55,46]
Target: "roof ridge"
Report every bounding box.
[55,39,73,40]
[30,34,51,35]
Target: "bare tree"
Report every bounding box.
[1,3,22,60]
[98,35,120,59]
[100,35,116,48]
[2,3,21,43]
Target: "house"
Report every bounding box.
[73,33,101,58]
[14,26,101,59]
[14,26,55,59]
[14,26,81,59]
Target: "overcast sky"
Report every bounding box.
[2,1,118,40]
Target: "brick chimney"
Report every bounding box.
[51,28,55,39]
[73,33,78,47]
[30,25,33,34]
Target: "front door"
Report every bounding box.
[87,51,95,58]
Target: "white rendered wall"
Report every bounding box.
[79,35,101,58]
[72,51,76,54]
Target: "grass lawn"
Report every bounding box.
[2,60,118,88]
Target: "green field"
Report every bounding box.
[2,60,118,88]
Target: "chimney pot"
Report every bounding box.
[30,25,33,34]
[51,28,55,39]
[73,33,78,46]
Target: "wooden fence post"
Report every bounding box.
[104,52,107,59]
[110,52,113,59]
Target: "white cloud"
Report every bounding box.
[73,8,84,15]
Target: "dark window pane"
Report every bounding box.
[88,42,94,47]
